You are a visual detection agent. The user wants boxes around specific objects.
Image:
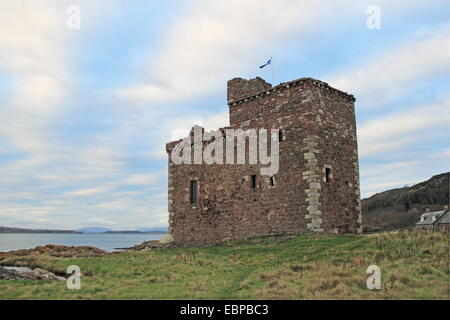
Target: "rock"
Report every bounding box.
[29,268,65,281]
[0,266,64,281]
[121,238,175,251]
[159,233,174,244]
[0,267,22,280]
[0,244,107,261]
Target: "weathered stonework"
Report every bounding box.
[303,135,323,232]
[166,76,362,246]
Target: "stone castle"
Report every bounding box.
[166,76,362,246]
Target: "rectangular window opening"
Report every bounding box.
[251,175,257,188]
[325,168,331,183]
[269,176,275,187]
[190,180,197,204]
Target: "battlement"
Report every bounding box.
[228,77,355,107]
[227,77,272,103]
[227,76,356,129]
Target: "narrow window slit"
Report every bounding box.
[269,176,275,187]
[251,175,257,188]
[325,168,331,183]
[190,180,197,204]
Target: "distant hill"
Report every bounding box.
[1,226,167,234]
[104,230,166,234]
[76,227,167,234]
[0,227,79,234]
[75,227,112,234]
[362,172,449,232]
[138,227,168,233]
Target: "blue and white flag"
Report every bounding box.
[259,57,272,69]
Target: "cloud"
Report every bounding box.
[125,174,159,185]
[114,0,334,104]
[169,112,229,141]
[114,0,439,106]
[0,2,70,155]
[146,111,229,161]
[65,187,112,197]
[360,149,449,198]
[358,99,449,157]
[0,1,164,230]
[328,24,449,107]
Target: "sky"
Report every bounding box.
[0,0,449,230]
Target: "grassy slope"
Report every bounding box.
[1,230,449,299]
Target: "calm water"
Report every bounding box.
[0,233,163,252]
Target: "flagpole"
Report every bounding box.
[271,57,274,84]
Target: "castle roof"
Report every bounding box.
[227,77,355,107]
[166,76,356,151]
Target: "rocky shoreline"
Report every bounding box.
[0,266,65,281]
[129,233,174,250]
[0,244,108,281]
[0,235,174,281]
[119,239,173,251]
[0,244,108,260]
[116,233,174,251]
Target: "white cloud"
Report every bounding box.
[65,187,112,197]
[114,0,333,104]
[146,111,229,161]
[328,24,449,106]
[358,99,449,157]
[0,2,159,230]
[360,153,449,198]
[114,0,439,106]
[0,2,70,154]
[169,112,229,141]
[125,174,158,185]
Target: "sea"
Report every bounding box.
[0,233,164,252]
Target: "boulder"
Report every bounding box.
[29,268,65,281]
[159,233,174,244]
[0,267,22,280]
[0,266,65,281]
[121,235,175,251]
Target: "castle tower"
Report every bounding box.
[166,76,362,245]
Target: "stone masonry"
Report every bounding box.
[166,76,362,246]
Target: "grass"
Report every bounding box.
[0,229,449,299]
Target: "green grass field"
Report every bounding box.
[1,229,449,299]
